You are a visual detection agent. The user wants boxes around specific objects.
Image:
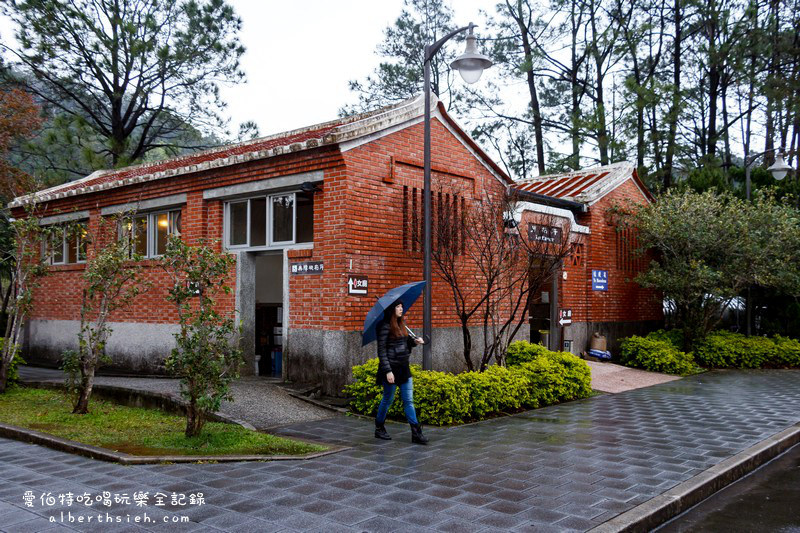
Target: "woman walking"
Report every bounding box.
[374,300,427,444]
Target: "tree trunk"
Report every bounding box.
[72,365,95,414]
[0,363,8,393]
[513,0,546,174]
[185,399,205,437]
[460,319,474,371]
[664,0,682,188]
[705,0,719,160]
[570,2,582,170]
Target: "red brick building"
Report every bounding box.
[512,162,662,355]
[12,95,660,394]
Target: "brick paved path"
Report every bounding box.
[1,370,799,532]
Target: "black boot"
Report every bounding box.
[410,423,428,445]
[375,421,391,440]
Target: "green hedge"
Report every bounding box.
[619,335,696,375]
[344,343,592,426]
[506,340,549,366]
[693,331,800,368]
[618,329,800,372]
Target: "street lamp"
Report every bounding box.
[745,148,792,200]
[422,23,492,370]
[743,147,794,336]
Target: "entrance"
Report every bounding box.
[529,270,558,350]
[255,254,284,377]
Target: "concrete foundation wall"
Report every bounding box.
[23,319,179,374]
[288,323,530,397]
[562,320,664,358]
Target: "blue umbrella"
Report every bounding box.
[361,281,426,346]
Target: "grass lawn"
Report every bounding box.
[0,387,326,456]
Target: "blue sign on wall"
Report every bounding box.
[592,270,608,291]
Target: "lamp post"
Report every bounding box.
[743,148,793,335]
[422,23,492,370]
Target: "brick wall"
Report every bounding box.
[24,147,344,325]
[562,178,662,323]
[288,117,510,334]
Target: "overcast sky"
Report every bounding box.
[0,0,492,137]
[223,0,490,136]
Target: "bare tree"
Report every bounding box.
[428,184,578,371]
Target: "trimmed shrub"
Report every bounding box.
[344,342,592,426]
[772,336,800,367]
[693,331,800,369]
[619,335,696,375]
[515,351,593,407]
[506,340,549,366]
[646,329,684,350]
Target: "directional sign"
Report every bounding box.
[558,308,572,326]
[592,269,608,291]
[348,275,368,296]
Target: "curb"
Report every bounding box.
[0,422,349,464]
[588,423,800,532]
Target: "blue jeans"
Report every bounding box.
[375,378,418,425]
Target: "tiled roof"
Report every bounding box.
[12,93,510,207]
[512,162,652,205]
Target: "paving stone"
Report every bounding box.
[3,370,800,532]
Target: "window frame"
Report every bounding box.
[118,208,182,259]
[43,221,88,266]
[224,191,311,251]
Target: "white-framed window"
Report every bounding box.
[118,209,182,258]
[43,222,88,265]
[225,191,313,250]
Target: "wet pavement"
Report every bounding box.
[658,442,800,532]
[1,369,799,532]
[17,366,336,429]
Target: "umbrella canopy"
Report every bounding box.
[361,281,426,346]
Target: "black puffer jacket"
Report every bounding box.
[376,321,417,386]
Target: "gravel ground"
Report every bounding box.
[17,366,337,429]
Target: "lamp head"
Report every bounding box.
[767,150,792,181]
[450,24,492,84]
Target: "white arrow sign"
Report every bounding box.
[348,276,367,295]
[559,317,572,326]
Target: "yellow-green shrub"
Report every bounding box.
[693,331,800,368]
[344,342,592,426]
[506,340,549,366]
[619,335,696,375]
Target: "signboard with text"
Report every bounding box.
[290,261,324,275]
[528,224,563,244]
[592,269,608,291]
[558,309,572,326]
[347,275,368,295]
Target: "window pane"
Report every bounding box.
[169,210,182,236]
[134,216,148,256]
[272,194,294,243]
[51,228,64,263]
[229,201,248,246]
[296,193,313,243]
[155,213,169,256]
[67,228,78,264]
[250,198,266,246]
[77,224,87,262]
[119,218,133,257]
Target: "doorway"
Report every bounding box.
[529,270,558,350]
[255,254,284,377]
